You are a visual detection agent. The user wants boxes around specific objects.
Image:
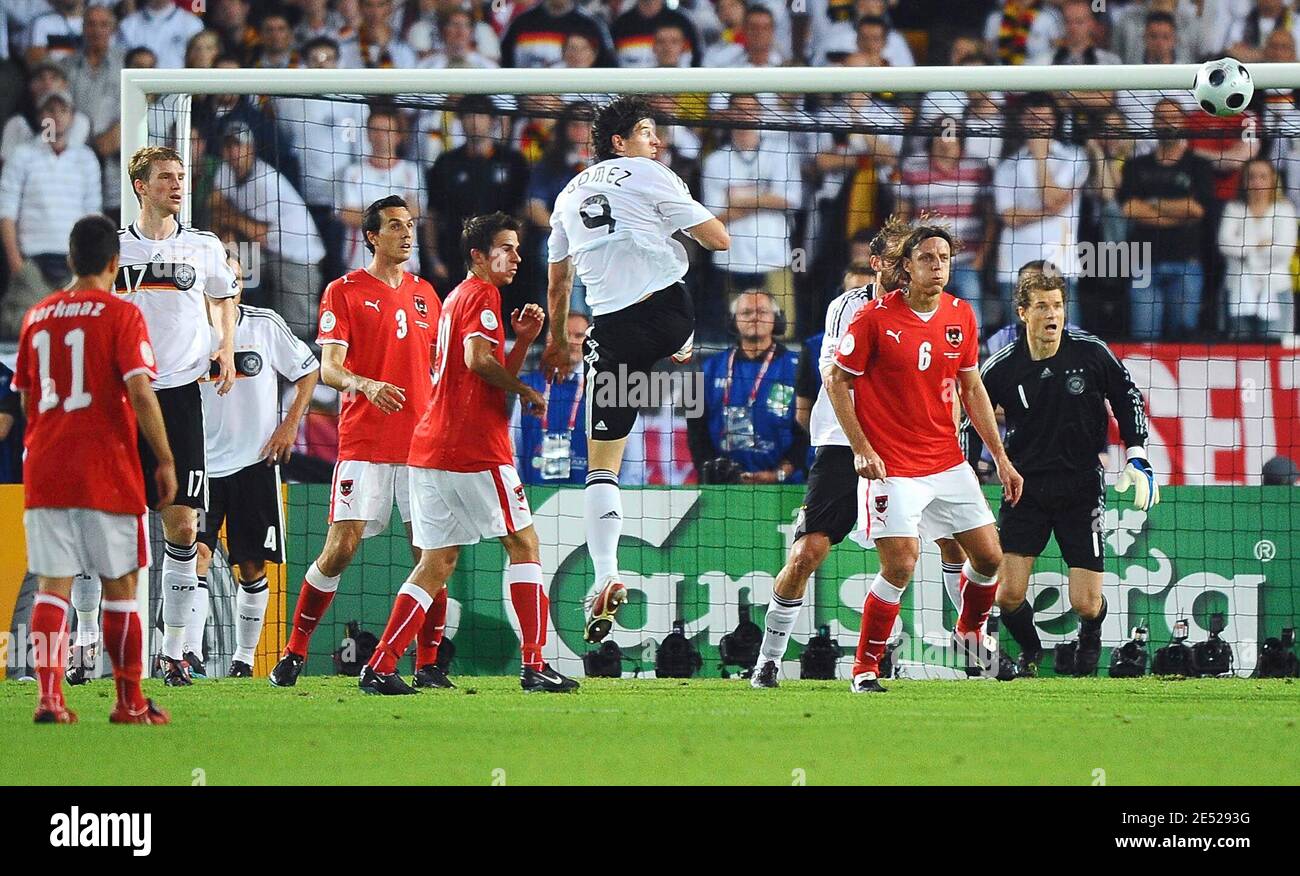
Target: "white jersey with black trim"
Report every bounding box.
[810,283,876,447]
[200,305,318,479]
[116,220,239,388]
[547,155,714,316]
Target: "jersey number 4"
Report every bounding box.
[31,329,93,413]
[579,194,616,234]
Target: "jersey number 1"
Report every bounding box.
[31,329,93,413]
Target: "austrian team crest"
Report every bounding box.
[875,495,888,513]
[339,480,353,497]
[945,325,963,348]
[413,296,428,317]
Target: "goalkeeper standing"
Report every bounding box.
[962,272,1156,677]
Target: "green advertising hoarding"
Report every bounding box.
[286,485,1298,678]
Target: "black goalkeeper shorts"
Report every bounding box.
[998,469,1106,572]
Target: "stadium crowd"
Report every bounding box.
[2,0,1300,484]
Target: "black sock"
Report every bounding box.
[1080,595,1108,636]
[1001,600,1042,658]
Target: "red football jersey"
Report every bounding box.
[14,287,157,515]
[833,290,979,478]
[317,269,439,464]
[409,275,513,473]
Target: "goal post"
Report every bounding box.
[117,62,1300,679]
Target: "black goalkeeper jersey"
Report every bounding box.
[961,329,1149,478]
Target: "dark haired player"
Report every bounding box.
[18,214,176,724]
[269,195,444,688]
[962,272,1154,677]
[828,226,1023,692]
[362,212,575,694]
[541,95,730,643]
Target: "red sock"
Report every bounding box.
[285,568,338,657]
[415,588,448,668]
[368,584,429,674]
[103,600,146,712]
[31,593,69,709]
[508,562,546,670]
[853,592,901,677]
[956,566,998,636]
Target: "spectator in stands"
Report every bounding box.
[895,122,993,304]
[1119,98,1216,340]
[117,0,204,69]
[1262,455,1300,485]
[185,29,223,70]
[254,11,299,69]
[417,8,497,68]
[702,94,802,337]
[1027,0,1119,65]
[207,0,260,65]
[193,55,300,183]
[0,88,101,338]
[984,0,1056,64]
[992,94,1088,331]
[499,0,613,68]
[66,4,122,219]
[807,0,913,65]
[1219,158,1299,340]
[1112,2,1199,65]
[342,0,418,68]
[0,359,22,484]
[1080,108,1135,333]
[703,0,746,65]
[0,14,21,130]
[1226,0,1300,63]
[561,31,601,68]
[706,4,782,67]
[24,0,85,66]
[515,312,592,485]
[424,95,528,288]
[339,105,423,272]
[275,37,366,284]
[688,289,807,485]
[1,60,91,164]
[612,0,702,67]
[524,102,592,304]
[124,46,156,68]
[842,16,891,67]
[212,122,326,340]
[297,0,355,45]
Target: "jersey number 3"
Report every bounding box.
[579,194,616,234]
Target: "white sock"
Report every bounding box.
[584,470,622,584]
[941,561,963,613]
[70,573,101,648]
[233,576,270,665]
[184,577,209,657]
[759,592,803,663]
[160,540,198,660]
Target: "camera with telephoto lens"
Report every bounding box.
[655,619,702,678]
[583,640,624,678]
[1109,626,1150,678]
[1191,613,1234,677]
[800,625,843,680]
[1256,628,1299,678]
[700,456,744,485]
[719,603,762,675]
[1152,618,1196,676]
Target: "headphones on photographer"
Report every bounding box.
[727,289,787,338]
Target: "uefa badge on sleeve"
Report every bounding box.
[320,310,336,333]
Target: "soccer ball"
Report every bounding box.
[1192,58,1254,117]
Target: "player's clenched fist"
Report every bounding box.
[511,304,545,343]
[541,337,572,382]
[520,385,547,419]
[854,451,886,481]
[362,379,406,414]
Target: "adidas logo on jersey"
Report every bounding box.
[600,510,621,520]
[1041,367,1053,379]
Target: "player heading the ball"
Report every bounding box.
[362,211,577,694]
[541,96,730,645]
[19,214,176,724]
[270,195,442,689]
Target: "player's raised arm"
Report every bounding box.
[507,303,545,378]
[543,257,575,380]
[957,367,1022,505]
[126,373,177,509]
[320,343,405,414]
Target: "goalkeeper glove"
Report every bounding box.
[1116,454,1160,511]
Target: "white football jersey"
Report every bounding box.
[116,220,239,388]
[809,284,875,447]
[548,156,714,316]
[200,305,318,479]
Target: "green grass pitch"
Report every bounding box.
[2,676,1296,785]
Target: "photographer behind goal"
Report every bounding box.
[961,271,1157,676]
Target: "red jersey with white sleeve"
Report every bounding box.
[408,275,512,473]
[833,289,979,478]
[14,287,157,514]
[316,269,439,464]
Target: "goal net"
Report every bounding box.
[123,65,1300,680]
